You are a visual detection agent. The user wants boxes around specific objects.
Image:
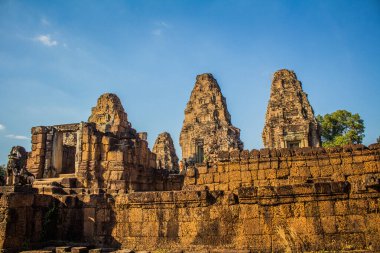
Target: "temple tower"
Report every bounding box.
[88,93,130,135]
[152,132,179,172]
[180,73,243,163]
[262,69,321,149]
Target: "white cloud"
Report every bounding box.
[0,124,5,131]
[34,34,58,47]
[6,134,29,140]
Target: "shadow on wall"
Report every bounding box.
[0,188,121,252]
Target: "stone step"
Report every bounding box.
[59,173,76,178]
[36,186,68,195]
[33,178,64,187]
[34,175,77,188]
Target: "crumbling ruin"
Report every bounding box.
[152,132,179,172]
[6,146,34,186]
[262,69,321,149]
[0,72,379,253]
[25,93,183,194]
[180,73,243,163]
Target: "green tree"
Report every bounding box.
[316,110,365,147]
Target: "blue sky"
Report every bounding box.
[0,0,379,164]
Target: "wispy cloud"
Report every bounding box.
[6,134,29,140]
[152,21,170,36]
[0,124,5,131]
[34,34,58,47]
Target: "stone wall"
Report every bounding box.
[1,182,379,252]
[27,126,48,178]
[27,124,79,179]
[0,190,117,252]
[184,144,380,193]
[112,183,380,252]
[1,144,379,252]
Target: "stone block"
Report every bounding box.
[219,173,229,183]
[243,218,261,235]
[203,173,214,184]
[265,169,276,179]
[306,158,319,167]
[32,133,46,144]
[229,181,241,190]
[197,166,208,174]
[56,247,71,253]
[241,171,252,184]
[298,167,311,177]
[217,164,226,173]
[289,167,298,177]
[318,158,331,166]
[249,149,260,159]
[218,183,229,191]
[184,177,196,185]
[318,201,335,216]
[230,150,240,161]
[348,199,368,215]
[334,200,349,215]
[320,216,337,234]
[352,162,364,172]
[276,168,289,179]
[88,250,102,253]
[304,201,319,217]
[342,156,353,164]
[240,162,249,172]
[186,167,197,178]
[19,251,53,253]
[309,166,320,178]
[197,176,205,185]
[259,161,271,170]
[320,165,333,177]
[240,150,250,160]
[201,165,215,174]
[229,163,241,171]
[257,170,266,180]
[71,247,88,253]
[330,157,342,165]
[218,151,230,161]
[248,160,259,170]
[82,151,90,161]
[229,171,241,182]
[30,126,45,135]
[364,161,378,173]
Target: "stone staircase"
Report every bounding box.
[33,173,78,195]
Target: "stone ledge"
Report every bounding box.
[216,143,379,163]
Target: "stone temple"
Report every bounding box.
[1,71,380,253]
[26,93,183,193]
[152,132,179,172]
[180,73,243,163]
[262,69,321,149]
